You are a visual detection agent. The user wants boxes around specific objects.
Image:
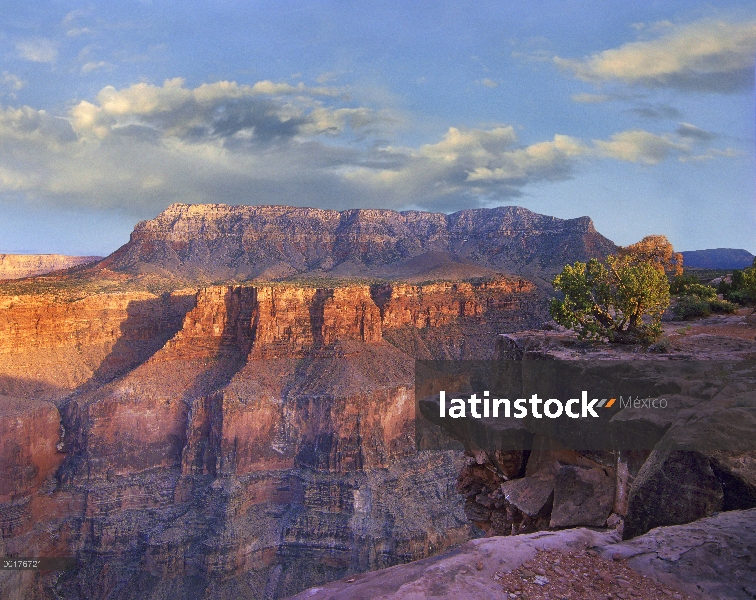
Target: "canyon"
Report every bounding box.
[2,203,752,600]
[0,262,546,598]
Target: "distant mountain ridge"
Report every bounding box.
[98,203,617,282]
[681,248,755,270]
[0,254,101,280]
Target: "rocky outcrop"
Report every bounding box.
[0,254,100,280]
[96,203,616,281]
[623,404,756,538]
[598,508,756,599]
[427,317,756,542]
[288,508,756,600]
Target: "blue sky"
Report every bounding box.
[1,1,754,255]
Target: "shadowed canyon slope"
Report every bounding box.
[97,204,617,282]
[0,274,546,599]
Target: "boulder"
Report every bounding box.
[624,404,756,539]
[550,465,614,528]
[599,508,756,600]
[500,475,553,518]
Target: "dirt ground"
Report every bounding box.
[493,549,691,600]
[664,306,756,341]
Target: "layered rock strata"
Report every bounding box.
[97,203,616,281]
[0,254,101,280]
[0,275,542,599]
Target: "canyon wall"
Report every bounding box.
[0,276,544,599]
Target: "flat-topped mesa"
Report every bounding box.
[0,254,101,280]
[98,203,616,280]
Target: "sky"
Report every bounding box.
[0,1,754,256]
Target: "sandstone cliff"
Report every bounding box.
[96,203,616,281]
[0,254,101,280]
[0,275,545,599]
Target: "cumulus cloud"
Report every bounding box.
[555,20,756,92]
[592,130,689,164]
[0,105,77,146]
[0,79,396,212]
[69,78,350,143]
[343,126,680,205]
[15,39,58,64]
[0,76,740,215]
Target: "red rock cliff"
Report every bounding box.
[0,275,543,599]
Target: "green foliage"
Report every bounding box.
[670,274,698,294]
[670,275,716,299]
[550,256,670,344]
[737,268,756,303]
[721,266,756,305]
[672,295,737,319]
[709,298,738,314]
[672,295,711,319]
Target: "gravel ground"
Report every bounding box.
[492,549,692,600]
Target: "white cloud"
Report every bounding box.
[81,61,112,75]
[679,147,741,162]
[2,73,25,92]
[0,75,741,216]
[0,105,76,147]
[66,27,93,37]
[675,122,716,141]
[15,39,59,64]
[592,130,689,164]
[555,20,756,92]
[345,128,588,204]
[571,93,613,103]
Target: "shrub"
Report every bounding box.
[670,274,700,295]
[648,336,672,353]
[671,274,719,298]
[721,266,756,305]
[709,298,738,314]
[672,295,711,319]
[550,255,670,344]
